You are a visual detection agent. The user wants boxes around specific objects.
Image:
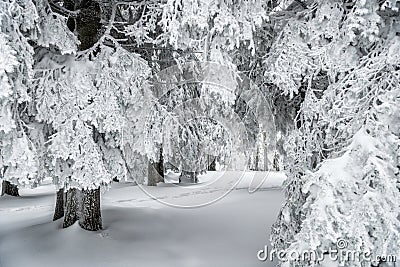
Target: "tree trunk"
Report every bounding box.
[63,187,102,231]
[147,147,165,186]
[148,160,160,186]
[157,147,165,183]
[179,171,198,184]
[263,132,269,171]
[53,188,64,221]
[79,187,102,231]
[64,0,101,51]
[60,0,102,231]
[255,147,260,171]
[273,153,278,171]
[1,181,19,197]
[63,188,80,228]
[207,154,216,171]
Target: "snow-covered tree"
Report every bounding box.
[0,0,75,196]
[32,0,152,230]
[269,1,400,266]
[99,0,278,184]
[34,44,151,229]
[148,0,278,180]
[0,0,39,196]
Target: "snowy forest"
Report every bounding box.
[0,0,399,266]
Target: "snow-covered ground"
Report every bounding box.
[0,171,285,267]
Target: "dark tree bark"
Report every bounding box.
[254,147,260,171]
[63,188,80,228]
[147,160,159,186]
[64,0,101,50]
[79,187,102,231]
[273,153,280,171]
[179,171,198,184]
[207,154,216,171]
[62,187,102,231]
[75,1,101,50]
[1,181,19,197]
[148,160,165,186]
[147,147,165,186]
[53,188,64,221]
[157,147,165,183]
